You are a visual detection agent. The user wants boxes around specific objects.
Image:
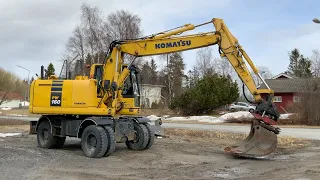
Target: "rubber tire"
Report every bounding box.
[143,123,155,150]
[249,108,254,113]
[37,120,57,149]
[81,125,108,158]
[230,108,235,112]
[103,125,116,157]
[125,122,149,151]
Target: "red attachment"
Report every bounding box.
[251,113,277,125]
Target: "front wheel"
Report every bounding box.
[81,125,109,158]
[249,108,254,113]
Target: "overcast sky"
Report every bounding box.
[1,0,320,81]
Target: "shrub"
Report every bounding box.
[169,74,239,115]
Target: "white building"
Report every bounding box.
[140,84,164,108]
[0,91,27,109]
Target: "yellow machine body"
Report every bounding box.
[29,78,139,116]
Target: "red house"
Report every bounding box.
[258,73,304,113]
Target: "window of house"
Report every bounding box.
[273,96,282,102]
[293,96,301,102]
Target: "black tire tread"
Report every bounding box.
[126,122,149,150]
[81,125,109,158]
[103,125,116,157]
[37,120,56,149]
[143,123,155,150]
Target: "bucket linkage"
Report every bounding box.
[224,113,281,157]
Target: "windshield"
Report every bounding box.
[131,71,140,96]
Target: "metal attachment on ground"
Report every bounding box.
[224,118,279,157]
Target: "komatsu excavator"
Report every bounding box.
[29,18,281,158]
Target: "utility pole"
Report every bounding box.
[16,65,30,104]
[167,54,171,105]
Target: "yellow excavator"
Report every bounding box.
[28,18,281,158]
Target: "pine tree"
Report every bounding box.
[287,48,312,78]
[150,58,158,84]
[168,52,185,98]
[46,63,55,77]
[288,48,300,76]
[140,61,152,84]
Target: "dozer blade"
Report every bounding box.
[224,119,278,157]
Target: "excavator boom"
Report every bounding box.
[100,18,281,157]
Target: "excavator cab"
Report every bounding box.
[121,65,141,108]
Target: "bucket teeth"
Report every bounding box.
[224,119,278,157]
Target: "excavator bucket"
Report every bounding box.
[224,119,278,157]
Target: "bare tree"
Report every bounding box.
[66,25,85,62]
[194,47,217,77]
[80,3,104,56]
[103,9,144,66]
[0,67,28,105]
[311,49,320,77]
[61,4,145,74]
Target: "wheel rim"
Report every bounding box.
[40,128,49,141]
[86,133,97,152]
[133,130,140,143]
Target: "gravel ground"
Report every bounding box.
[0,127,320,180]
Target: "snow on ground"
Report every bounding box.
[147,111,294,124]
[4,114,29,117]
[1,107,12,111]
[0,133,22,138]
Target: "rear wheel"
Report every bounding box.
[125,122,149,150]
[144,123,155,150]
[81,125,108,158]
[103,125,116,157]
[249,108,254,113]
[37,120,56,149]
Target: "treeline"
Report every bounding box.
[0,67,30,105]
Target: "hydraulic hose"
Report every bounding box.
[242,83,254,104]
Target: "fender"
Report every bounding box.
[77,117,114,138]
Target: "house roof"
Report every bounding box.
[0,91,24,101]
[272,73,295,79]
[258,78,320,93]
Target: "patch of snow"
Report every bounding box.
[1,107,12,111]
[217,111,253,121]
[147,114,223,123]
[279,113,293,119]
[146,111,295,124]
[6,114,29,117]
[0,133,22,138]
[147,115,161,121]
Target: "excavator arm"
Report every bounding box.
[101,18,281,157]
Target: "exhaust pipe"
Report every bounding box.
[40,65,44,79]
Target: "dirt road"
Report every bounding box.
[1,127,320,180]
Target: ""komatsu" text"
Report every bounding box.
[155,40,191,49]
